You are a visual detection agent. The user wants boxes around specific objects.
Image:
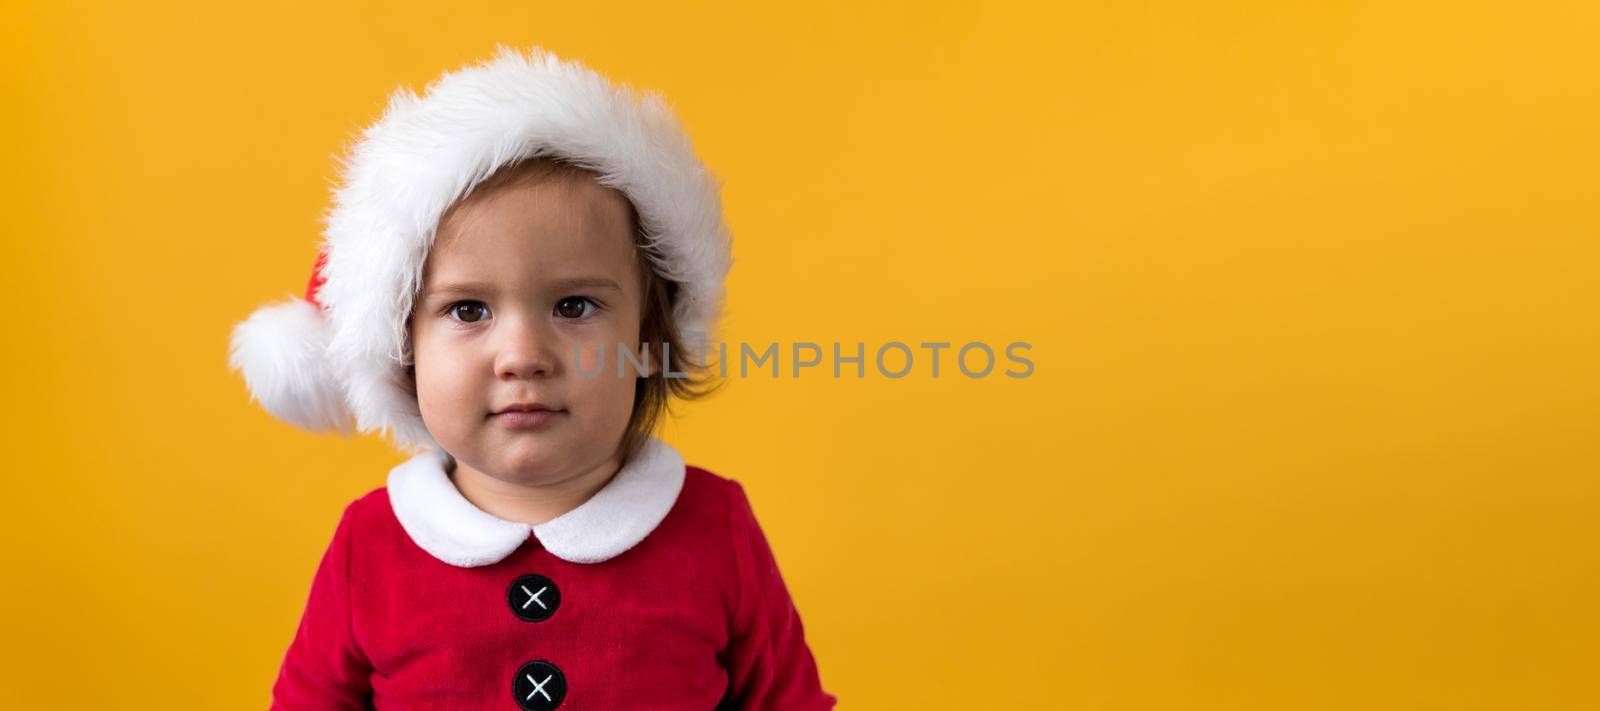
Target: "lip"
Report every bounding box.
[494,402,559,415]
[490,403,565,430]
[493,409,563,429]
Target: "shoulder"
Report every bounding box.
[678,463,755,521]
[345,485,393,522]
[319,485,399,542]
[667,464,768,555]
[651,463,757,544]
[312,485,432,571]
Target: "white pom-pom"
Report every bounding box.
[228,296,353,433]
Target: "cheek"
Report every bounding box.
[602,347,643,418]
[567,340,638,416]
[412,334,480,421]
[568,338,605,375]
[567,325,640,377]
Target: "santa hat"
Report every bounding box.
[227,45,732,453]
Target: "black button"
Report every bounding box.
[508,574,561,622]
[513,660,567,710]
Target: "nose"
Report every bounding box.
[493,313,559,380]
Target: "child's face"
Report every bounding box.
[410,173,648,486]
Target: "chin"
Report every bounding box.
[495,440,565,478]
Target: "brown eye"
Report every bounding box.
[555,296,597,319]
[448,301,489,323]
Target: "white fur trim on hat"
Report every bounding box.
[229,45,732,452]
[227,295,353,434]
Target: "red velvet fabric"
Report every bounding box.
[270,466,836,710]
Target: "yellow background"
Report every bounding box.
[3,1,1597,708]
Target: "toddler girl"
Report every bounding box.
[229,45,835,710]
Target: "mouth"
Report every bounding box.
[490,404,566,429]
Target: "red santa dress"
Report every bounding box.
[270,436,836,710]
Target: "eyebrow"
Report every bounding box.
[423,276,624,297]
[551,276,625,292]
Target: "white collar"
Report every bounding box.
[386,436,687,567]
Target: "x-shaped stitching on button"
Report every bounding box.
[524,673,554,702]
[521,585,549,610]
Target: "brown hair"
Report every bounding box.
[404,155,722,469]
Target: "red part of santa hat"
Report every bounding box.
[228,45,732,453]
[305,248,329,309]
